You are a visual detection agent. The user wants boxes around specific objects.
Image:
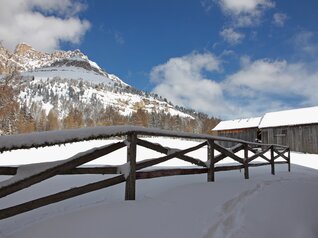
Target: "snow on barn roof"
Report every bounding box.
[259,106,318,128]
[212,117,262,131]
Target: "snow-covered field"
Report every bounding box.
[0,137,318,238]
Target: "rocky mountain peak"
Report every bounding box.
[0,43,105,76]
[0,42,9,54]
[0,43,11,74]
[14,43,34,56]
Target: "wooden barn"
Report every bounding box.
[212,117,262,147]
[259,106,318,154]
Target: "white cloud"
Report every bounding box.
[223,58,318,116]
[293,31,318,56]
[151,52,318,119]
[217,0,275,27]
[0,0,90,52]
[272,12,287,27]
[150,52,235,117]
[219,0,274,14]
[220,28,245,45]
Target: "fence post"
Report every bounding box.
[125,132,137,200]
[207,139,215,182]
[244,144,249,179]
[288,148,291,172]
[270,146,275,175]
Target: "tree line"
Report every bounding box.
[0,74,220,135]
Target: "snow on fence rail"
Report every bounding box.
[0,126,290,220]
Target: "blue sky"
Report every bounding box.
[1,0,318,119]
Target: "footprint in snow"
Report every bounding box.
[202,179,280,238]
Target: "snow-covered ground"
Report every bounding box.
[0,137,318,238]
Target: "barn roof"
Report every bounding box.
[212,117,262,131]
[259,106,318,128]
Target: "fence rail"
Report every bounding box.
[0,126,290,220]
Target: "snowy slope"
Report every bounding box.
[16,76,193,119]
[22,66,119,86]
[0,138,318,238]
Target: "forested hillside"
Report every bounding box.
[0,73,219,135]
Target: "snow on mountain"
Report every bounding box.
[22,66,117,86]
[17,76,192,119]
[0,42,126,86]
[0,43,195,121]
[1,43,101,75]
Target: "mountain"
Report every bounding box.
[0,43,219,135]
[0,43,124,85]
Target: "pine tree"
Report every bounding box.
[47,109,59,131]
[0,82,20,134]
[131,108,148,127]
[17,110,36,134]
[34,109,47,131]
[63,107,84,129]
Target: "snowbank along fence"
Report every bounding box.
[0,126,290,220]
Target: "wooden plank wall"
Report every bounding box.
[261,124,318,154]
[216,128,258,148]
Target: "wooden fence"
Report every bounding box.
[0,126,290,220]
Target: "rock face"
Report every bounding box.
[0,43,107,76]
[14,43,33,55]
[1,43,46,74]
[0,44,13,74]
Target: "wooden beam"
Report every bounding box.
[273,148,289,161]
[270,146,275,175]
[0,141,126,199]
[247,147,270,163]
[214,143,244,164]
[244,144,249,179]
[61,166,118,175]
[136,168,208,179]
[288,149,291,172]
[213,143,244,164]
[216,163,275,171]
[216,164,244,171]
[247,146,271,163]
[0,175,125,220]
[274,161,288,165]
[136,138,207,167]
[0,166,120,176]
[125,133,137,200]
[207,139,215,182]
[0,167,17,175]
[136,162,281,180]
[249,162,270,167]
[136,141,207,170]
